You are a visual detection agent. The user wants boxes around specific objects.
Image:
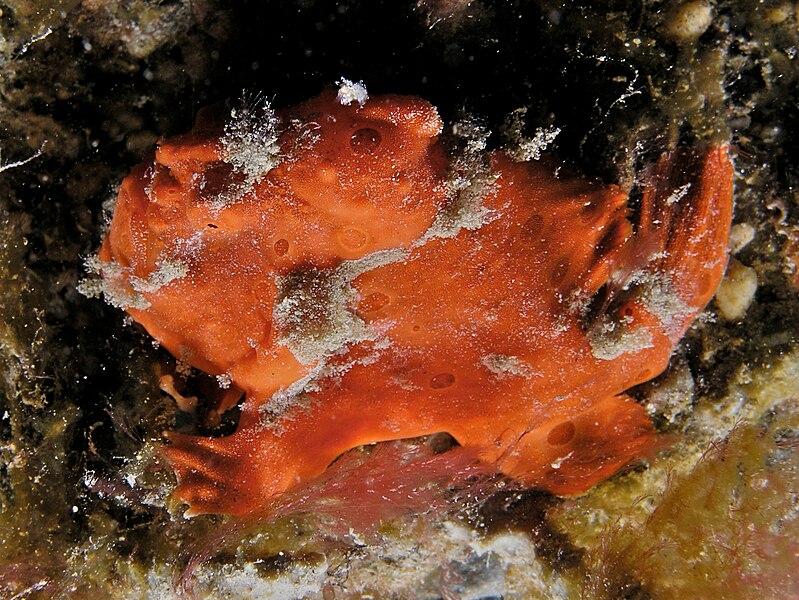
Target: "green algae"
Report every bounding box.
[0,208,80,596]
[551,349,799,599]
[1,0,82,48]
[570,399,799,599]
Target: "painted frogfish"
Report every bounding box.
[95,88,734,516]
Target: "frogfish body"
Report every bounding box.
[96,90,734,516]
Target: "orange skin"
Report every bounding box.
[99,91,734,516]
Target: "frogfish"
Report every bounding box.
[94,89,734,516]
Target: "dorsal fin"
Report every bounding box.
[589,146,734,342]
[494,154,635,305]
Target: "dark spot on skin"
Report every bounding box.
[429,372,455,388]
[551,256,570,285]
[358,291,390,314]
[520,214,544,241]
[547,421,576,445]
[350,127,382,154]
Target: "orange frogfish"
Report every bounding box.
[95,88,734,516]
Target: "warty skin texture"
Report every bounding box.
[98,91,734,516]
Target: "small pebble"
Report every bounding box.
[765,3,793,25]
[715,257,758,321]
[729,222,756,254]
[664,1,714,41]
